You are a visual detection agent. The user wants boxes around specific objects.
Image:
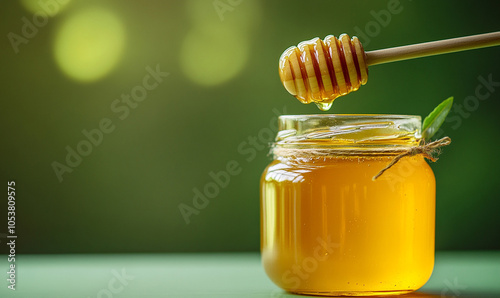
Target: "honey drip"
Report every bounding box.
[279,34,369,111]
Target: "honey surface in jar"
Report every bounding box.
[261,152,435,296]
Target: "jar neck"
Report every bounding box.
[275,114,422,151]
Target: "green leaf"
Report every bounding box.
[422,96,454,140]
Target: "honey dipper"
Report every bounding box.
[279,31,500,110]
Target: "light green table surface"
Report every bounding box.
[1,251,499,298]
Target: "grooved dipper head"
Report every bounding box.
[279,34,369,111]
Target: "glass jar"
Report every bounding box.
[260,115,435,296]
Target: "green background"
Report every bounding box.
[1,0,499,254]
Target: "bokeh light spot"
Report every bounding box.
[54,7,125,83]
[186,0,261,34]
[180,27,249,86]
[20,0,72,17]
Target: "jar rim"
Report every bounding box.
[279,114,421,120]
[275,114,422,150]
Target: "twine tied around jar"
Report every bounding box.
[272,136,451,181]
[372,136,451,180]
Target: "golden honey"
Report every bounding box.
[279,34,368,110]
[261,115,435,296]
